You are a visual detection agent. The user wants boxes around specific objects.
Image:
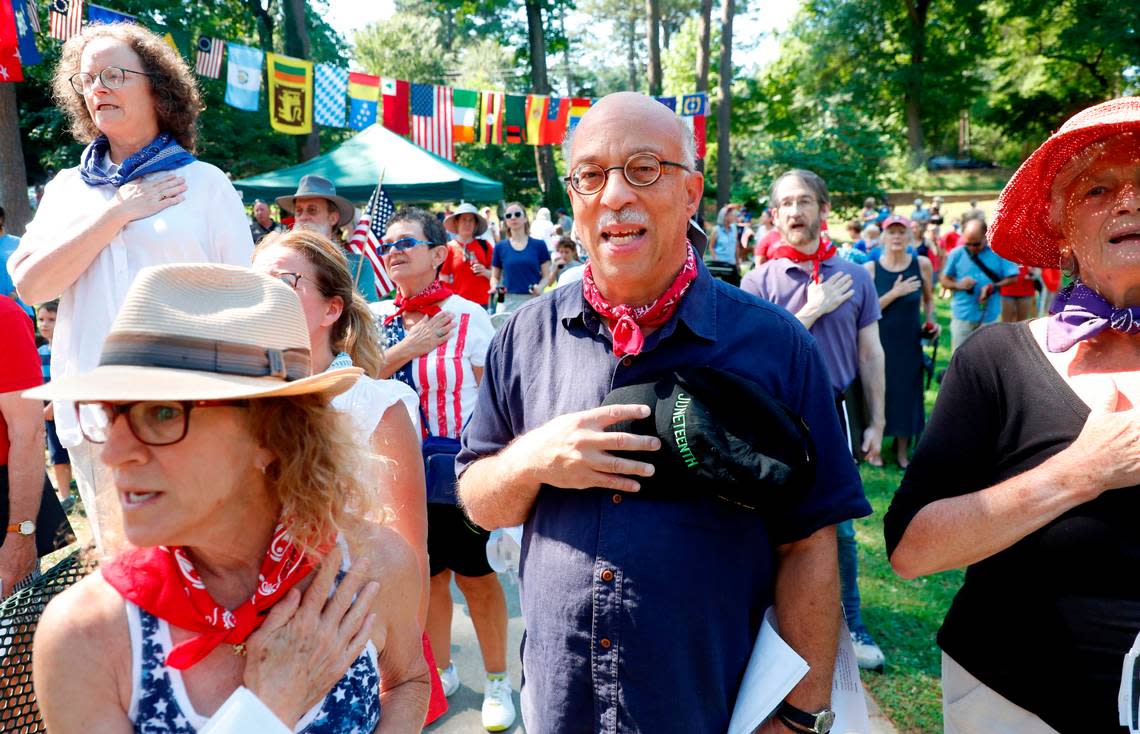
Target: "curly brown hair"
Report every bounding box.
[52,23,202,152]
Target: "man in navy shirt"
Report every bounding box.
[457,92,870,733]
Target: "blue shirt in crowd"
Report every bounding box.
[457,255,871,733]
[0,233,33,318]
[711,224,737,262]
[941,244,1019,323]
[492,237,551,294]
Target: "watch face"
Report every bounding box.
[816,710,836,732]
[18,520,35,535]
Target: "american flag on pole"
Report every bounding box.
[348,184,396,297]
[194,36,224,78]
[48,0,82,41]
[410,83,453,161]
[27,0,42,33]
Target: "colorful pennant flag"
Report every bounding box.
[680,114,707,159]
[381,77,409,135]
[503,94,526,144]
[656,96,677,112]
[0,0,23,82]
[411,83,453,160]
[48,0,82,41]
[348,185,396,297]
[452,88,478,143]
[478,90,503,144]
[679,92,708,117]
[348,72,380,130]
[13,0,40,67]
[314,63,347,128]
[541,96,570,145]
[194,36,224,78]
[150,23,191,60]
[266,53,313,135]
[224,42,263,111]
[525,95,546,144]
[86,2,132,25]
[566,97,592,134]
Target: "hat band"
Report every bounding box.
[100,332,312,382]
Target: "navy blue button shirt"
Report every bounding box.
[457,257,871,734]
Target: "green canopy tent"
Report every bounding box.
[231,124,504,204]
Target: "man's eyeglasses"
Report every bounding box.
[273,272,308,289]
[379,237,439,255]
[69,67,156,95]
[776,196,819,211]
[77,400,247,447]
[503,211,526,219]
[564,153,691,196]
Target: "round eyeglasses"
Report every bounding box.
[76,400,247,447]
[69,66,156,95]
[564,153,691,196]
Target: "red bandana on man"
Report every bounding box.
[581,244,699,358]
[383,279,454,326]
[768,221,836,284]
[101,523,319,670]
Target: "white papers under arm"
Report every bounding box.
[199,686,292,734]
[831,617,871,734]
[1119,630,1140,731]
[727,606,810,734]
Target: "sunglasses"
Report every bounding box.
[504,211,526,219]
[379,237,439,255]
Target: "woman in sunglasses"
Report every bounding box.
[489,202,554,313]
[8,24,252,552]
[370,209,515,731]
[30,263,429,732]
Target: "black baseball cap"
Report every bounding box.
[601,367,816,513]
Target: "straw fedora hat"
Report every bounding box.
[276,175,356,228]
[443,202,489,237]
[25,264,361,403]
[990,96,1140,268]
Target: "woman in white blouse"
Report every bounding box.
[8,24,252,551]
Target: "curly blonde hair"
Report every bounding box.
[254,230,385,378]
[248,395,381,556]
[53,23,202,152]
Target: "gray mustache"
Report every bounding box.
[598,209,649,228]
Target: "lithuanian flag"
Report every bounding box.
[266,53,313,135]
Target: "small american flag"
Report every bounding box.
[194,36,224,78]
[48,0,82,41]
[27,0,41,33]
[348,185,396,297]
[411,83,454,161]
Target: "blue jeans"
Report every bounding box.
[837,519,865,632]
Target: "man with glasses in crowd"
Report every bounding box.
[456,92,870,733]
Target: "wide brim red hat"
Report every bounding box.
[990,97,1140,268]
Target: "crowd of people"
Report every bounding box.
[2,19,1140,734]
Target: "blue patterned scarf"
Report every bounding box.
[78,132,196,188]
[327,352,354,371]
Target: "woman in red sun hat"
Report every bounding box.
[884,97,1140,733]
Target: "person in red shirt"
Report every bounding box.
[1000,263,1040,321]
[0,297,46,597]
[440,203,494,308]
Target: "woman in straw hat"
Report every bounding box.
[440,203,493,309]
[885,97,1140,732]
[30,264,429,732]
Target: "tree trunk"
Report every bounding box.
[525,0,562,209]
[645,0,662,96]
[0,85,30,235]
[626,14,638,91]
[247,0,275,54]
[282,0,320,162]
[560,8,573,95]
[903,0,930,168]
[715,0,734,210]
[695,0,714,92]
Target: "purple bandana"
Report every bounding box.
[1046,281,1140,352]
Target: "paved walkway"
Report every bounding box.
[426,573,898,734]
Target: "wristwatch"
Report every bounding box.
[776,700,835,734]
[6,520,35,536]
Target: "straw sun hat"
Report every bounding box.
[25,264,361,403]
[990,96,1140,268]
[443,202,489,236]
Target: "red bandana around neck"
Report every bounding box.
[384,279,454,326]
[581,244,699,358]
[101,523,321,670]
[769,223,836,284]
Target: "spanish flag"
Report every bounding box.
[525,95,547,145]
[267,53,313,135]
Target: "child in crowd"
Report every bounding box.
[36,301,73,511]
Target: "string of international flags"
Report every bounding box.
[1,0,710,162]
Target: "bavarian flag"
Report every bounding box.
[267,53,313,135]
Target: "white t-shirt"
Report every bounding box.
[11,160,253,446]
[331,374,420,437]
[371,294,493,439]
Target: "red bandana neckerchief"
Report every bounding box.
[769,223,836,284]
[101,522,320,670]
[581,244,699,358]
[383,279,454,326]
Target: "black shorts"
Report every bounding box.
[45,420,69,466]
[427,503,494,578]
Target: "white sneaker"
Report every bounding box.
[481,674,516,732]
[438,663,459,698]
[851,628,886,670]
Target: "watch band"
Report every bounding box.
[7,521,34,535]
[776,700,833,734]
[776,711,816,734]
